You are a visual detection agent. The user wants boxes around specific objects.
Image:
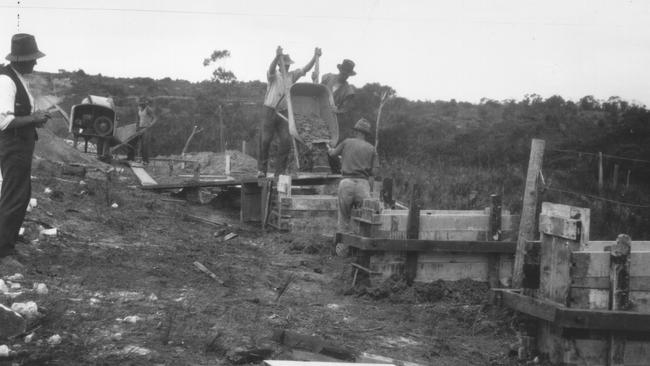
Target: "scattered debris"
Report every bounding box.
[119,315,143,324]
[40,227,58,237]
[119,345,151,356]
[11,301,39,320]
[7,273,23,281]
[271,329,356,361]
[222,232,238,241]
[0,279,9,293]
[34,283,49,295]
[24,332,35,343]
[47,334,62,345]
[193,261,225,286]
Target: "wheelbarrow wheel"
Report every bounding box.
[93,116,114,137]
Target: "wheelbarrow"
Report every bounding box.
[277,54,338,172]
[69,95,155,161]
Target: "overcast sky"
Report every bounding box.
[1,0,649,105]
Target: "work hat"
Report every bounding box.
[337,59,356,76]
[281,54,294,65]
[5,33,45,62]
[353,118,372,135]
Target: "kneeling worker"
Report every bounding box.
[328,118,379,233]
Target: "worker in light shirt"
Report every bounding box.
[0,33,50,270]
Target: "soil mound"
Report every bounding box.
[34,127,110,169]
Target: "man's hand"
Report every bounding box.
[314,47,322,57]
[33,112,51,127]
[276,46,283,57]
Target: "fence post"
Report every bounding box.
[608,234,631,366]
[405,183,422,285]
[598,152,604,193]
[513,139,545,289]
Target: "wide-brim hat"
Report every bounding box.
[5,33,45,62]
[337,59,356,76]
[281,54,294,65]
[353,118,371,135]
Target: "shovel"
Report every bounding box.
[277,54,301,169]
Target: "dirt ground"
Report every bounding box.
[1,145,522,365]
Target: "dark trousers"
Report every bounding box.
[0,130,35,257]
[258,106,290,175]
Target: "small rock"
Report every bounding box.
[11,301,39,320]
[9,282,21,290]
[6,273,23,281]
[148,293,158,302]
[33,283,49,295]
[120,345,151,356]
[120,315,142,324]
[47,334,62,345]
[89,298,100,305]
[24,332,35,343]
[40,228,57,237]
[111,203,119,208]
[18,227,25,236]
[79,180,87,186]
[0,279,8,293]
[44,187,52,194]
[0,344,10,357]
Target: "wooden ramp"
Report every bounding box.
[127,162,157,186]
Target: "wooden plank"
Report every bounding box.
[342,237,517,253]
[540,234,581,306]
[540,202,590,245]
[241,181,262,222]
[488,195,501,287]
[128,163,157,186]
[265,362,394,366]
[280,195,338,211]
[416,261,488,282]
[513,138,545,288]
[571,277,650,292]
[555,308,650,332]
[569,288,610,309]
[538,214,580,240]
[497,289,557,322]
[586,241,650,252]
[405,184,421,285]
[609,234,631,366]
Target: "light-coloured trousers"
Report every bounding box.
[337,178,370,232]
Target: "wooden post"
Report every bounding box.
[219,105,224,153]
[405,183,422,285]
[242,140,247,155]
[612,163,619,190]
[625,170,631,194]
[513,139,545,289]
[488,194,502,288]
[608,234,631,366]
[598,152,604,193]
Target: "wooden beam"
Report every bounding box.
[513,138,545,288]
[488,194,502,288]
[538,214,580,240]
[497,289,650,332]
[609,234,631,366]
[496,289,557,322]
[405,184,422,284]
[338,233,517,253]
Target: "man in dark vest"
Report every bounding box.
[0,34,49,269]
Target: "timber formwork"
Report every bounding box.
[496,202,650,366]
[338,192,520,285]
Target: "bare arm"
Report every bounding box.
[300,47,322,75]
[268,46,283,77]
[328,140,344,157]
[7,113,50,129]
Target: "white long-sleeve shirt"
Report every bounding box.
[0,66,35,131]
